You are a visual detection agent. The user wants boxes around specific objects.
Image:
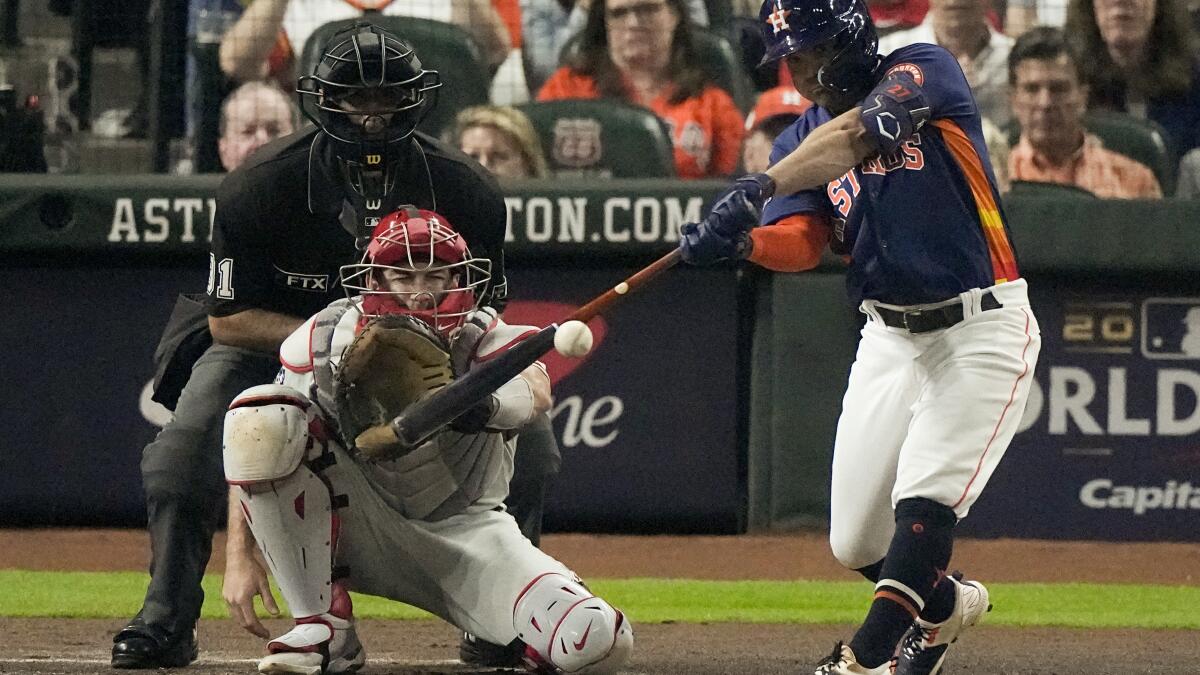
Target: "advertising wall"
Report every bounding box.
[0,264,744,532]
[963,280,1200,540]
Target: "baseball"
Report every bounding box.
[554,320,594,358]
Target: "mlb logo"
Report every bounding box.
[552,118,603,169]
[1140,298,1200,359]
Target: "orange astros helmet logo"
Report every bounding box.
[767,8,792,33]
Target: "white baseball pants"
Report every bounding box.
[828,279,1041,569]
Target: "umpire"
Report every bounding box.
[111,23,560,669]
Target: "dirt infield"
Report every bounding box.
[2,530,1199,674]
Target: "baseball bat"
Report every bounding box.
[354,249,682,458]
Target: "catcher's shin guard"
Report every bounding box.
[223,385,342,619]
[514,573,633,674]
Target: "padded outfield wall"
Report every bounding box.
[1,176,1197,540]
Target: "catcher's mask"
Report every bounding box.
[340,206,491,333]
[298,21,442,236]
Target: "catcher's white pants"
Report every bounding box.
[320,443,572,648]
[828,279,1041,570]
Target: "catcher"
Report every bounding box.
[221,207,634,675]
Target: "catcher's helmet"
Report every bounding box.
[758,0,880,105]
[298,22,442,240]
[340,206,491,333]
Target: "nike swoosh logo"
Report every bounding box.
[573,620,595,651]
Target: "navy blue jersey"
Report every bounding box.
[761,43,1020,306]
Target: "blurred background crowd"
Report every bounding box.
[2,0,1199,198]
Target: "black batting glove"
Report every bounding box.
[679,173,774,265]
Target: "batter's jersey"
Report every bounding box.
[208,127,508,320]
[761,43,1020,306]
[279,301,540,521]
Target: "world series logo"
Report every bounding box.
[1061,298,1200,359]
[1141,298,1200,360]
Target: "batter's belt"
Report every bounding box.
[874,292,1002,334]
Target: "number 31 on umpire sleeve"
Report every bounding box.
[207,253,235,300]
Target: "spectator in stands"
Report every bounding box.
[740,85,810,173]
[880,0,1014,127]
[217,81,297,171]
[1067,0,1200,159]
[1008,27,1162,198]
[218,0,511,84]
[187,0,244,173]
[448,105,549,178]
[1174,146,1200,197]
[520,0,709,96]
[537,0,744,179]
[1006,0,1067,38]
[980,117,1011,193]
[867,0,930,35]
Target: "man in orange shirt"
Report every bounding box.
[1007,27,1162,199]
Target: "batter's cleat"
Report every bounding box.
[111,621,198,669]
[814,642,895,675]
[458,632,526,667]
[259,583,364,675]
[894,576,991,675]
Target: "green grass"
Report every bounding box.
[2,571,1196,630]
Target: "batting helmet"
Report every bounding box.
[340,206,492,334]
[758,0,880,104]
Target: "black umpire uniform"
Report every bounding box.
[112,23,559,669]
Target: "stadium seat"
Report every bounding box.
[693,28,755,113]
[1082,110,1174,194]
[1004,112,1174,194]
[702,0,734,34]
[515,100,677,178]
[298,16,490,137]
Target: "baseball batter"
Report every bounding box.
[222,208,633,675]
[681,1,1041,673]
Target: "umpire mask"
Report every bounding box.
[298,22,442,242]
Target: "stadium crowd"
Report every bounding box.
[3,0,1199,197]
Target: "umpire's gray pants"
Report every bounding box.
[136,344,280,638]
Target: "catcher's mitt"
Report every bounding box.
[333,314,453,456]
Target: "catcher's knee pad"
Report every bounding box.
[223,384,321,483]
[514,573,634,674]
[224,385,340,619]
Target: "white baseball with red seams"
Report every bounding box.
[554,320,594,358]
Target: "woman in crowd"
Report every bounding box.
[448,105,550,178]
[1066,0,1200,160]
[537,0,745,179]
